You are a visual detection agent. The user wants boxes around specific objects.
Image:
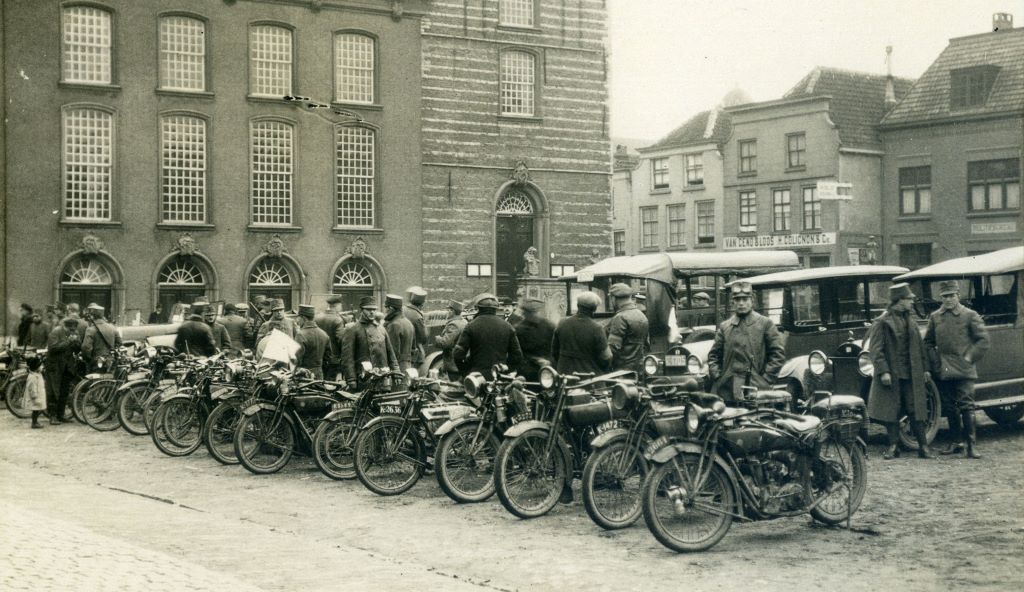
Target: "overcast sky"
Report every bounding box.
[608,0,1020,143]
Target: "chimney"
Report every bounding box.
[993,12,1013,32]
[884,46,898,110]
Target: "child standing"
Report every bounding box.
[25,356,47,428]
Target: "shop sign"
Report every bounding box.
[816,181,853,200]
[724,232,837,250]
[971,221,1016,235]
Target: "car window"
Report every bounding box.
[834,280,867,324]
[792,284,821,326]
[979,274,1018,325]
[757,288,785,325]
[867,280,892,320]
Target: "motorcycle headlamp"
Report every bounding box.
[686,405,704,432]
[711,400,727,415]
[686,354,704,376]
[360,360,373,374]
[612,383,641,411]
[642,355,660,377]
[145,346,157,359]
[857,352,874,377]
[539,366,559,390]
[808,350,828,376]
[405,367,420,380]
[463,372,487,398]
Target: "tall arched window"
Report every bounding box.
[249,259,293,310]
[157,258,208,316]
[331,261,376,311]
[60,257,114,315]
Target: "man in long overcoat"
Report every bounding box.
[454,294,523,377]
[434,300,468,380]
[552,292,612,375]
[513,298,556,381]
[924,280,989,459]
[384,294,416,371]
[45,317,81,423]
[219,303,251,352]
[341,297,399,389]
[315,295,348,381]
[707,282,786,402]
[606,283,649,372]
[404,287,429,368]
[295,305,330,379]
[174,304,217,357]
[867,283,934,459]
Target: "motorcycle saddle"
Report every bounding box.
[774,415,821,434]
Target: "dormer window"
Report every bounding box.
[950,66,999,110]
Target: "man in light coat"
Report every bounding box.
[924,280,989,459]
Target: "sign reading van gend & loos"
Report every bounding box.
[724,232,837,250]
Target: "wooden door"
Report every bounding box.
[496,215,534,300]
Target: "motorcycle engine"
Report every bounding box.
[743,452,807,514]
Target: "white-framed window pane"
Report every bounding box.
[652,157,669,189]
[919,188,932,213]
[803,187,821,230]
[161,115,206,223]
[160,17,206,91]
[1006,183,1020,209]
[613,231,625,256]
[697,201,715,244]
[641,207,658,248]
[739,191,757,232]
[685,154,703,185]
[62,6,112,84]
[334,34,374,104]
[970,185,986,211]
[251,121,293,225]
[500,0,535,27]
[901,189,916,214]
[336,126,375,228]
[63,108,112,221]
[668,204,686,247]
[773,189,791,232]
[500,51,535,116]
[250,25,292,97]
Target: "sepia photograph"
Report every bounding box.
[0,0,1021,590]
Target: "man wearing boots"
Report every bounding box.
[295,305,330,379]
[867,283,934,459]
[925,280,989,459]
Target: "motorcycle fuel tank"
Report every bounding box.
[721,426,796,455]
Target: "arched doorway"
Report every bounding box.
[495,187,544,300]
[248,258,295,310]
[156,257,209,317]
[59,257,114,316]
[331,256,386,311]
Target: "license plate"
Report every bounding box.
[127,372,148,381]
[596,420,621,434]
[379,405,402,415]
[645,435,670,457]
[332,401,353,411]
[665,355,686,367]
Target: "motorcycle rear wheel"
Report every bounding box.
[4,376,29,419]
[312,419,358,480]
[898,379,941,450]
[642,453,734,553]
[234,409,295,475]
[82,381,122,431]
[808,439,867,525]
[117,383,152,435]
[494,428,568,519]
[71,379,93,424]
[435,422,500,503]
[354,418,425,496]
[203,400,243,465]
[582,440,647,530]
[150,398,203,457]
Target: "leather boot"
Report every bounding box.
[962,409,981,459]
[914,421,935,459]
[941,411,963,454]
[882,423,900,459]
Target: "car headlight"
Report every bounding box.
[643,355,660,376]
[686,405,704,432]
[463,372,486,398]
[808,350,828,376]
[686,354,703,375]
[857,352,874,377]
[539,366,558,390]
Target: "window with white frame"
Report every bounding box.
[802,186,821,230]
[640,207,658,248]
[772,189,791,232]
[652,157,669,189]
[739,140,757,174]
[334,33,374,104]
[62,6,112,84]
[787,133,806,168]
[739,191,757,232]
[161,115,207,223]
[613,231,625,256]
[335,126,375,228]
[251,120,293,226]
[63,108,113,221]
[668,204,686,247]
[500,0,535,27]
[968,159,1020,211]
[500,50,536,116]
[250,25,292,98]
[159,16,206,91]
[899,166,932,215]
[685,154,703,186]
[696,201,715,244]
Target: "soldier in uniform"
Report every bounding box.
[606,283,650,373]
[925,280,990,459]
[866,283,934,459]
[81,304,122,364]
[256,299,296,342]
[204,306,232,352]
[384,294,416,371]
[45,316,82,423]
[64,303,88,341]
[404,286,429,369]
[707,281,786,403]
[552,292,612,375]
[315,295,348,381]
[219,303,251,352]
[295,305,330,379]
[434,300,468,380]
[341,296,399,389]
[513,298,555,381]
[454,293,523,377]
[174,304,217,357]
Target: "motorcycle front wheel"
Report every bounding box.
[582,440,648,530]
[312,418,358,480]
[641,453,734,553]
[494,428,568,519]
[808,438,867,525]
[435,422,500,503]
[150,398,203,457]
[82,380,122,431]
[117,383,152,435]
[70,379,95,424]
[234,409,296,475]
[354,418,425,496]
[203,399,243,465]
[4,376,29,419]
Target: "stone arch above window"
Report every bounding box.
[496,190,535,215]
[250,260,292,286]
[62,258,113,285]
[158,259,205,285]
[333,261,373,287]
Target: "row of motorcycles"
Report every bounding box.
[1,340,868,553]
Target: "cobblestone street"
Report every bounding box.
[2,411,1024,591]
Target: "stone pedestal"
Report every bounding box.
[519,277,570,323]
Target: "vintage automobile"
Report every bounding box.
[894,246,1024,427]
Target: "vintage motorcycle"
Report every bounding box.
[641,386,868,552]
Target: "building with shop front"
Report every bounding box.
[879,14,1023,268]
[720,67,914,268]
[1,0,611,329]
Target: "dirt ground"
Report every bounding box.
[1,412,1022,592]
